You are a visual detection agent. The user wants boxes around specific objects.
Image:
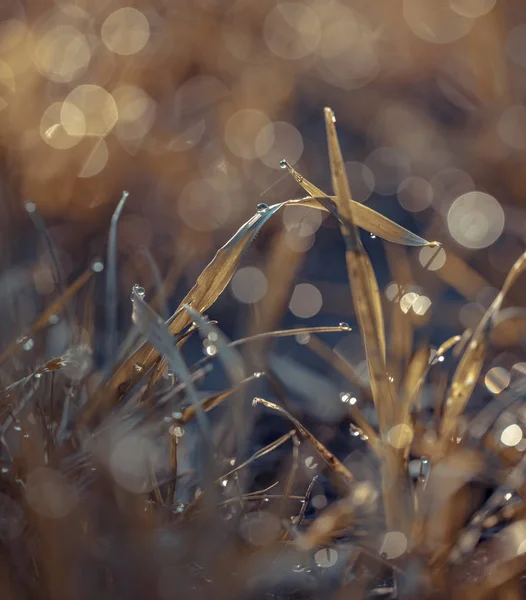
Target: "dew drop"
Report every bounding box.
[370,234,376,239]
[253,371,264,378]
[174,502,185,514]
[256,203,269,213]
[34,373,41,379]
[339,322,350,331]
[92,261,104,273]
[1,466,9,474]
[133,363,143,373]
[131,284,145,300]
[171,411,183,421]
[25,201,36,213]
[340,392,357,405]
[221,479,228,488]
[203,340,217,356]
[279,159,288,169]
[22,338,34,351]
[350,424,361,437]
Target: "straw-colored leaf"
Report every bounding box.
[282,160,439,247]
[323,107,395,437]
[441,251,526,439]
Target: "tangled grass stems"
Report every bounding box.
[1,108,526,599]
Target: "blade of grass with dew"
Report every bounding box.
[103,185,433,417]
[281,159,439,247]
[104,191,129,376]
[252,397,354,489]
[130,284,211,441]
[183,304,248,459]
[441,250,526,440]
[101,203,288,414]
[324,107,394,435]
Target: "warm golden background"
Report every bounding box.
[1,0,526,358]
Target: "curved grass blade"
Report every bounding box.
[441,250,526,440]
[105,191,129,375]
[102,204,286,412]
[252,397,354,489]
[281,160,439,247]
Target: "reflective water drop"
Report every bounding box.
[133,363,143,373]
[22,338,34,351]
[13,425,21,432]
[131,284,146,300]
[253,372,264,378]
[207,331,218,342]
[203,339,217,356]
[304,456,318,469]
[340,392,357,405]
[370,233,376,239]
[48,314,59,325]
[295,333,310,345]
[279,159,288,169]
[256,203,269,213]
[339,322,350,331]
[174,502,185,514]
[34,373,41,379]
[350,424,361,437]
[221,479,228,488]
[171,411,183,421]
[92,261,104,273]
[1,466,9,474]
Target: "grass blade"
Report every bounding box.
[105,191,129,375]
[323,107,394,436]
[441,250,526,440]
[130,285,211,441]
[281,160,439,247]
[252,397,354,489]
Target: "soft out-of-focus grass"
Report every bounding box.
[1,109,526,600]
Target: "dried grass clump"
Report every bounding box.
[1,109,526,600]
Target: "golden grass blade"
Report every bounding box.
[282,160,439,247]
[441,250,526,440]
[323,107,394,436]
[398,345,431,421]
[100,204,287,414]
[252,397,354,489]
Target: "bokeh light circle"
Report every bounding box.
[447,191,504,249]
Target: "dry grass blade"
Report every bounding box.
[398,345,431,421]
[252,397,354,489]
[281,162,439,246]
[179,373,260,424]
[441,250,526,440]
[323,107,394,437]
[0,266,94,367]
[103,203,284,411]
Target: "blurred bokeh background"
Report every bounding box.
[1,0,526,390]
